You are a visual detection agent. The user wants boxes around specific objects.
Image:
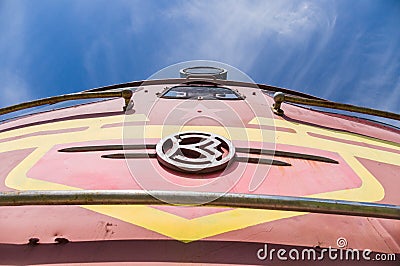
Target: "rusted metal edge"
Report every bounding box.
[0,90,133,116]
[0,190,399,220]
[273,92,400,121]
[83,78,326,100]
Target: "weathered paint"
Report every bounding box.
[0,83,399,264]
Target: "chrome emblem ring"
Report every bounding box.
[156,131,235,173]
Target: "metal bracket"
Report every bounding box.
[272,92,285,115]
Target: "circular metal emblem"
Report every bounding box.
[156,131,235,174]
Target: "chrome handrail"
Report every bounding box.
[0,90,133,116]
[0,190,399,220]
[273,92,400,121]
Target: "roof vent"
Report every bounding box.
[180,66,227,80]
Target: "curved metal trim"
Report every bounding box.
[0,190,398,220]
[59,145,337,164]
[99,152,293,166]
[235,156,291,166]
[84,78,326,100]
[59,144,156,153]
[273,92,400,121]
[0,90,133,116]
[236,148,338,164]
[100,153,291,166]
[101,153,157,159]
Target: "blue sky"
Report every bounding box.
[1,0,399,125]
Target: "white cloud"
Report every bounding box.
[0,70,31,106]
[385,80,400,113]
[162,0,336,71]
[83,37,120,86]
[356,35,400,114]
[0,0,32,107]
[319,12,400,122]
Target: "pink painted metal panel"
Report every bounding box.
[0,82,399,264]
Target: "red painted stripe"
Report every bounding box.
[101,121,144,128]
[246,123,296,133]
[0,148,36,190]
[307,132,400,155]
[0,127,89,144]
